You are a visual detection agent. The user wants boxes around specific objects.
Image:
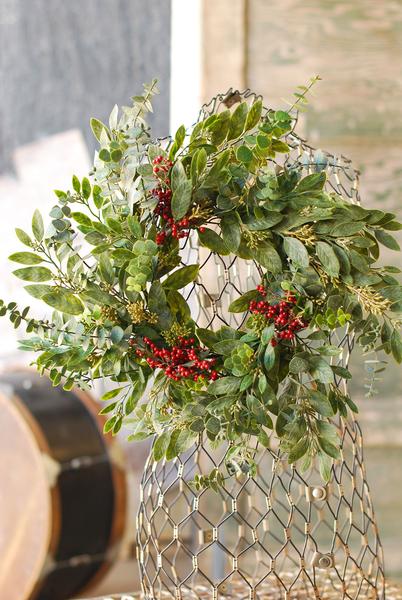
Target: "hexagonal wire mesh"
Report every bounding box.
[137,90,386,599]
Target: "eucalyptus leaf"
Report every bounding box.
[13,267,52,282]
[42,290,84,315]
[9,252,43,265]
[32,210,44,242]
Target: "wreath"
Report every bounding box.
[1,78,401,487]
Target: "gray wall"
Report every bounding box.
[0,0,171,172]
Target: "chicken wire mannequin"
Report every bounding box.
[137,90,386,599]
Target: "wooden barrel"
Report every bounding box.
[0,370,126,600]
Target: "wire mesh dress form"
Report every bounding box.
[137,91,386,600]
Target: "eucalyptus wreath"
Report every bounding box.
[1,79,401,487]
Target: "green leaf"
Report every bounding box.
[15,228,32,247]
[127,215,142,238]
[288,437,309,463]
[110,326,124,344]
[99,148,111,162]
[221,214,241,252]
[309,390,334,417]
[208,376,241,396]
[289,355,309,373]
[256,134,270,149]
[391,329,402,363]
[331,222,365,237]
[101,388,122,401]
[318,451,333,482]
[331,365,352,380]
[245,99,263,131]
[175,430,197,454]
[111,248,135,262]
[133,239,158,256]
[32,209,44,242]
[263,344,276,371]
[171,179,192,221]
[24,284,54,299]
[99,402,118,415]
[190,417,205,432]
[99,253,115,285]
[9,252,43,265]
[206,416,221,435]
[228,289,259,313]
[236,145,253,164]
[174,124,186,146]
[309,356,334,384]
[375,229,400,251]
[243,210,282,231]
[153,431,171,461]
[72,175,81,193]
[258,373,267,394]
[227,102,248,141]
[315,242,340,278]
[90,117,108,142]
[196,328,219,347]
[82,282,118,306]
[170,160,187,192]
[283,237,309,268]
[196,148,207,175]
[318,436,340,459]
[261,324,275,345]
[111,149,123,162]
[240,372,254,391]
[253,242,282,273]
[167,290,190,321]
[198,228,230,255]
[349,250,368,272]
[42,289,84,315]
[317,345,342,357]
[271,140,289,153]
[71,211,92,227]
[82,177,91,199]
[163,264,199,290]
[295,172,326,193]
[213,339,242,355]
[13,267,52,282]
[258,429,270,448]
[103,416,118,434]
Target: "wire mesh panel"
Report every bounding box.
[137,91,386,599]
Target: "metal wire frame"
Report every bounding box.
[137,91,385,599]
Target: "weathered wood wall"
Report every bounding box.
[202,0,402,580]
[0,0,171,172]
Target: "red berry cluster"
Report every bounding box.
[152,154,173,175]
[132,336,219,382]
[152,156,192,246]
[249,286,307,344]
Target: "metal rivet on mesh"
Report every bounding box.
[311,551,334,569]
[306,485,327,502]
